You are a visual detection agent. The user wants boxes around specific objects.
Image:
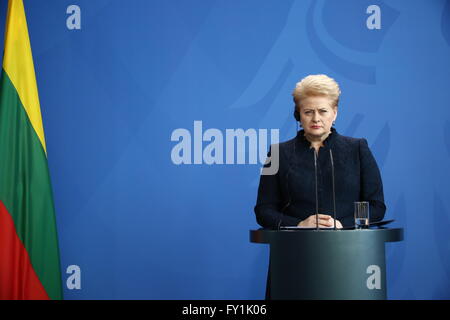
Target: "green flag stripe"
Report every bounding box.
[0,69,62,300]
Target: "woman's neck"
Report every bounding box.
[304,131,331,150]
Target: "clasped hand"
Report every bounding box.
[298,214,343,229]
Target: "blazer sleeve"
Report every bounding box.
[254,145,303,228]
[358,138,386,223]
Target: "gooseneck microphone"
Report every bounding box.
[314,149,319,231]
[329,149,337,230]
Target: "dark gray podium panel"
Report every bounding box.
[250,228,403,300]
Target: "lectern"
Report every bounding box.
[250,228,403,300]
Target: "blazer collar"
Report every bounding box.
[296,127,338,150]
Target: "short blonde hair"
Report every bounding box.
[292,74,341,108]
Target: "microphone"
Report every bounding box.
[329,149,337,230]
[314,149,319,231]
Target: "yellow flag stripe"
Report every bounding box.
[3,0,47,154]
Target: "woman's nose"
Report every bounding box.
[312,112,320,122]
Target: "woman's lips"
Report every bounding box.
[311,126,321,129]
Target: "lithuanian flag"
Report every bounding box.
[0,0,62,300]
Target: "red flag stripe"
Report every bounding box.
[0,200,49,300]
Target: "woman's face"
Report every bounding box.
[298,96,337,139]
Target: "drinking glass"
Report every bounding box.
[354,201,370,229]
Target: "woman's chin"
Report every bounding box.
[305,130,325,138]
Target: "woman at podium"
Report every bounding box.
[254,74,386,229]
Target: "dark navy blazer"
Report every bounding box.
[254,127,386,228]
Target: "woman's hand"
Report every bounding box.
[298,214,343,229]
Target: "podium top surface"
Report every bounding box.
[250,228,404,244]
